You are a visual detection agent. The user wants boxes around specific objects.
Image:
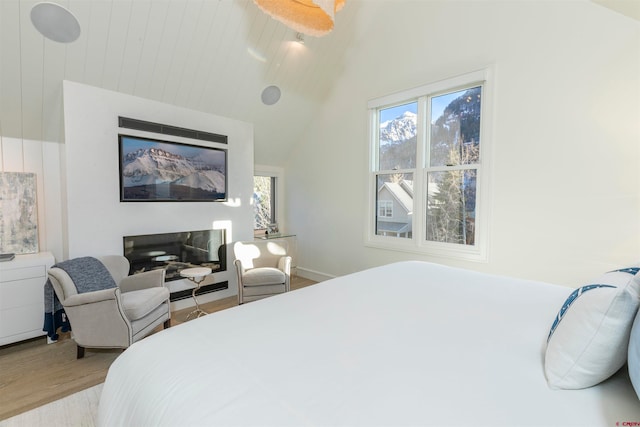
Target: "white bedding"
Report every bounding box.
[98,261,640,426]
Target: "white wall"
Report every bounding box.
[286,1,640,286]
[62,81,255,300]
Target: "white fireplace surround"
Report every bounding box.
[62,81,255,309]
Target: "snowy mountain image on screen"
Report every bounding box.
[121,144,225,200]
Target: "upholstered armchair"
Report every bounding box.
[233,240,291,304]
[47,255,171,358]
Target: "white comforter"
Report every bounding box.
[98,261,640,426]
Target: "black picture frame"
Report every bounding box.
[119,134,227,202]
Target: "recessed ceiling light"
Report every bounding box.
[31,2,81,43]
[261,86,281,106]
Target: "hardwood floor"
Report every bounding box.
[0,276,316,421]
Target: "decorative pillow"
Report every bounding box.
[629,311,640,399]
[544,267,640,390]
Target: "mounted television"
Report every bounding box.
[119,134,227,202]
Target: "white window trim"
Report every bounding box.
[365,68,494,262]
[254,165,285,231]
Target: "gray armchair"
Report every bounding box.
[47,255,171,358]
[233,240,291,304]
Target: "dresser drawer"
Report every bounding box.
[0,277,46,310]
[0,252,54,345]
[0,265,46,283]
[0,303,44,337]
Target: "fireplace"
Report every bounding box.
[123,229,227,300]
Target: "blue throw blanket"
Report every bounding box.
[43,256,117,341]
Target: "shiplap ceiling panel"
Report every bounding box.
[0,1,23,139]
[41,38,66,143]
[82,1,114,89]
[177,1,225,108]
[100,1,132,92]
[263,26,294,85]
[197,2,253,113]
[189,0,238,112]
[158,1,203,105]
[62,1,91,86]
[168,1,216,107]
[134,1,171,100]
[0,0,355,164]
[118,1,152,96]
[18,1,45,141]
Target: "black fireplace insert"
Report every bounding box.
[123,229,226,282]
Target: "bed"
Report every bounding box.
[98,261,640,426]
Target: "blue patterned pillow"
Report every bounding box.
[547,284,616,342]
[545,268,640,389]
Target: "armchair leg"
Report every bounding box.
[76,345,85,359]
[163,319,171,329]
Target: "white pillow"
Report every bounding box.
[544,268,640,390]
[628,311,640,399]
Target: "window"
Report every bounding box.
[253,175,276,230]
[253,166,285,232]
[378,200,393,218]
[367,69,492,261]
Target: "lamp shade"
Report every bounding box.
[253,0,346,37]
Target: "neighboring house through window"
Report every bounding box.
[377,180,412,237]
[367,69,493,261]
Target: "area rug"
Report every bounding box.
[0,383,102,427]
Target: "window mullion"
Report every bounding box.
[413,96,427,245]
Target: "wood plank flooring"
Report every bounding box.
[0,276,316,421]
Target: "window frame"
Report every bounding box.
[365,68,493,262]
[253,165,285,232]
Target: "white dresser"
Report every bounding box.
[0,252,55,346]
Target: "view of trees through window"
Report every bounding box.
[427,87,481,245]
[374,86,482,246]
[253,175,274,229]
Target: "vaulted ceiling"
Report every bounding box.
[0,0,360,165]
[1,0,637,167]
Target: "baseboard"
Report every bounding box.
[295,267,335,282]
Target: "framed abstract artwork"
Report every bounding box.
[0,172,38,254]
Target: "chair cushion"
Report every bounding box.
[242,284,286,298]
[243,267,285,287]
[121,287,170,321]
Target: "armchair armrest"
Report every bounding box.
[278,256,292,275]
[62,287,132,349]
[119,269,166,293]
[63,287,119,307]
[234,259,245,275]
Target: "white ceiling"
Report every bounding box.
[1,0,636,167]
[0,0,360,165]
[592,0,640,21]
